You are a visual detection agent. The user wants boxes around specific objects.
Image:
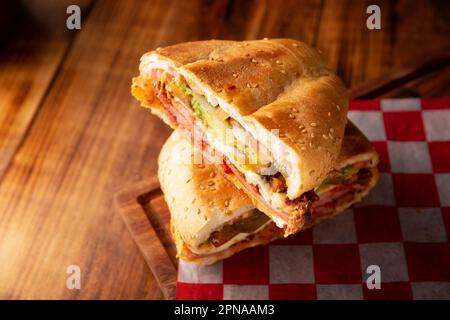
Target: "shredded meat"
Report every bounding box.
[283,190,319,234]
[268,173,287,193]
[357,167,372,186]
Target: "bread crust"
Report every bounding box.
[134,39,349,198]
[337,121,378,167]
[158,130,256,254]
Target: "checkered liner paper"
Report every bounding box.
[176,98,450,300]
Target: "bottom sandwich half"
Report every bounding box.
[158,125,379,265]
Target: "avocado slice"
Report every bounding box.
[315,164,358,192]
[192,94,229,135]
[166,80,192,96]
[208,210,270,247]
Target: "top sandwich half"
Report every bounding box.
[132,39,349,234]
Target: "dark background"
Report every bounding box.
[0,0,449,299]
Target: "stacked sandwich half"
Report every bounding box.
[132,39,379,264]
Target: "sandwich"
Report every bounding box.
[159,123,379,265]
[159,130,280,265]
[132,39,350,235]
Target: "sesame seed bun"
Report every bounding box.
[133,39,348,200]
[158,130,261,256]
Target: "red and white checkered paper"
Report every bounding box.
[176,98,450,300]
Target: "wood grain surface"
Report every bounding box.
[0,12,71,180]
[0,0,449,299]
[115,178,178,300]
[116,178,200,300]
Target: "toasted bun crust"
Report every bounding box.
[337,121,379,168]
[133,39,348,199]
[158,130,255,254]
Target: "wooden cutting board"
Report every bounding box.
[114,49,450,300]
[115,177,178,299]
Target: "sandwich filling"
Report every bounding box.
[134,68,376,233]
[206,209,271,248]
[179,164,377,262]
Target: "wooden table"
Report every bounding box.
[0,0,449,299]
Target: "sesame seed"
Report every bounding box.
[232,73,238,78]
[246,83,251,88]
[210,172,216,178]
[330,128,335,133]
[310,133,315,138]
[224,200,230,207]
[322,134,328,140]
[196,208,201,214]
[310,122,317,127]
[192,198,196,204]
[336,104,341,111]
[329,133,333,139]
[292,107,298,113]
[293,43,299,47]
[209,186,216,191]
[251,58,258,63]
[281,70,286,74]
[208,181,214,186]
[301,128,307,134]
[328,112,331,117]
[243,42,249,46]
[276,60,282,64]
[200,185,206,190]
[289,113,295,119]
[208,201,214,206]
[309,141,313,148]
[263,37,269,40]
